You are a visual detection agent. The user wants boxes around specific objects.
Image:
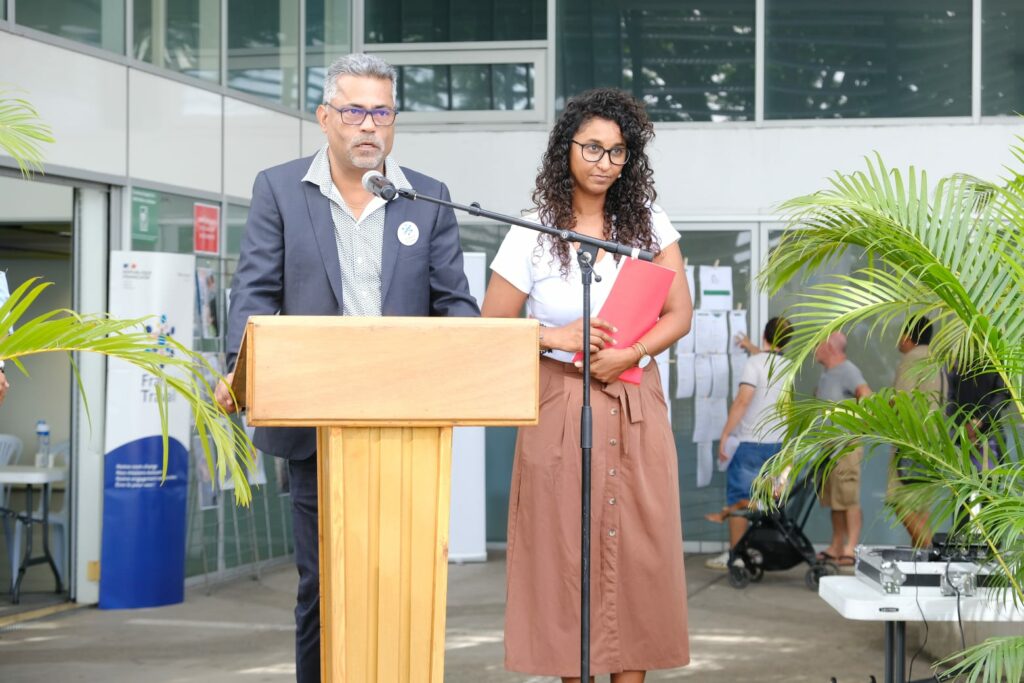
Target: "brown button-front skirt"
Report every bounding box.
[504,357,690,677]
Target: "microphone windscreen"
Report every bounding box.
[361,170,384,193]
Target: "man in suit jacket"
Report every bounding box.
[215,53,479,683]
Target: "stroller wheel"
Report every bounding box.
[748,564,764,582]
[804,562,838,590]
[728,564,751,589]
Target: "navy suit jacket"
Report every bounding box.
[226,154,481,459]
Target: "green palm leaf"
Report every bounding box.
[0,278,255,504]
[0,87,55,177]
[756,139,1024,682]
[937,636,1024,683]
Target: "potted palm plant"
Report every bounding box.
[0,89,254,501]
[756,144,1024,681]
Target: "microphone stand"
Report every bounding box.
[389,186,654,681]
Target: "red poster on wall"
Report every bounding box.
[193,203,220,255]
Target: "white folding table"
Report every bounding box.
[819,575,1024,683]
[0,465,66,603]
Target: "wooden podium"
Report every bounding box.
[233,316,539,682]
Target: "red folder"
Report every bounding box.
[573,257,676,384]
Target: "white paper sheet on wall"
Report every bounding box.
[728,310,748,354]
[674,353,695,399]
[656,348,672,423]
[694,310,729,354]
[677,265,696,353]
[696,441,713,488]
[694,354,713,398]
[699,265,733,311]
[693,397,727,443]
[710,354,730,399]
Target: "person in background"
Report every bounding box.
[214,53,478,683]
[482,88,691,683]
[887,316,943,548]
[946,363,1009,468]
[814,332,872,567]
[0,362,8,407]
[704,317,793,570]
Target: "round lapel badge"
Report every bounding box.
[397,221,419,247]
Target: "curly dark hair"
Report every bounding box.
[532,88,659,278]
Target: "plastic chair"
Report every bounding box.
[9,440,68,589]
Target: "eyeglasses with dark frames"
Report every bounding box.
[324,103,399,126]
[571,140,630,165]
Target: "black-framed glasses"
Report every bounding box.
[324,103,398,126]
[571,140,630,165]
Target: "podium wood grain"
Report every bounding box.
[234,316,539,682]
[238,316,539,427]
[318,426,453,683]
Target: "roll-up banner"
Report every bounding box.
[99,252,194,609]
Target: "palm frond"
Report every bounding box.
[0,278,255,503]
[936,636,1024,683]
[756,133,1024,683]
[0,87,55,177]
[763,152,1024,419]
[755,390,1024,604]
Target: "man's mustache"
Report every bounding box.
[351,136,382,149]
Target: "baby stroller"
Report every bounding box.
[726,474,838,590]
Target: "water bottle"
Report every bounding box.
[35,419,50,467]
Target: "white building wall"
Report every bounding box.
[0,33,128,177]
[223,99,302,198]
[395,122,1024,220]
[128,70,223,193]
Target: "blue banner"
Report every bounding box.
[99,435,188,609]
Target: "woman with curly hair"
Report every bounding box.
[482,88,692,682]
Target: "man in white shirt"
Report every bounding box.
[705,317,792,570]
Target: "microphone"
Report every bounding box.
[361,170,397,201]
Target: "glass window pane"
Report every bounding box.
[227,0,300,108]
[225,204,248,261]
[669,228,752,543]
[399,66,450,112]
[131,188,214,254]
[365,0,545,43]
[766,228,906,546]
[133,0,221,82]
[982,0,1024,116]
[766,1,972,119]
[558,1,755,122]
[16,0,125,53]
[397,64,534,112]
[305,0,351,113]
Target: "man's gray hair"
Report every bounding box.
[322,53,398,104]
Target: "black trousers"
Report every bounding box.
[289,455,320,683]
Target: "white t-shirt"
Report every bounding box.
[734,352,791,444]
[490,206,680,363]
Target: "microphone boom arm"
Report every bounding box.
[394,187,655,262]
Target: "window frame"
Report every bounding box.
[367,42,548,124]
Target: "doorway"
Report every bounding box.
[0,171,112,612]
